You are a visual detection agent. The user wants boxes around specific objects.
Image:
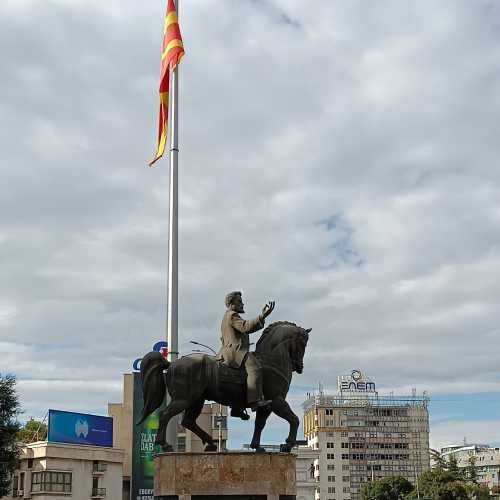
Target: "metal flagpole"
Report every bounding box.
[165,0,180,452]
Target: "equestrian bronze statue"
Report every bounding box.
[139,294,310,453]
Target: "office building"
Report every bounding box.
[4,441,124,500]
[303,370,430,500]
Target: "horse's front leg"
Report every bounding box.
[271,397,299,453]
[250,406,272,453]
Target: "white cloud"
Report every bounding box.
[430,420,500,451]
[1,0,500,447]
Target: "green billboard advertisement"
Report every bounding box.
[131,371,162,500]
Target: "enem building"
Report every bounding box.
[303,370,430,500]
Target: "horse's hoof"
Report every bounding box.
[254,447,266,454]
[204,443,217,452]
[279,443,292,453]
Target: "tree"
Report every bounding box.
[464,455,477,484]
[0,374,21,497]
[16,418,47,444]
[447,455,464,480]
[361,476,413,500]
[430,448,447,469]
[413,468,480,500]
[464,483,489,500]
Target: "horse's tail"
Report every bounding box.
[137,351,170,425]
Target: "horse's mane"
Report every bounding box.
[255,320,298,352]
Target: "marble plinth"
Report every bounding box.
[154,452,296,500]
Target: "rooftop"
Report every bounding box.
[302,393,429,412]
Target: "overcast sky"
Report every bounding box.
[1,0,500,450]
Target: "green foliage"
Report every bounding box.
[412,467,488,500]
[430,449,447,469]
[361,476,413,500]
[447,456,464,480]
[16,418,48,444]
[464,455,477,484]
[464,483,489,500]
[0,374,21,497]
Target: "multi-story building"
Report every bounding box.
[440,444,500,490]
[4,441,124,500]
[303,370,430,500]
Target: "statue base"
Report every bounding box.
[154,451,296,500]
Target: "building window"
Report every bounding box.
[342,464,350,471]
[341,442,349,448]
[328,476,335,482]
[343,486,350,493]
[213,415,227,429]
[328,486,335,493]
[177,435,186,452]
[341,431,348,437]
[327,464,335,471]
[327,453,335,460]
[12,476,19,497]
[31,471,72,493]
[27,459,33,469]
[343,476,350,482]
[342,454,349,460]
[327,442,334,448]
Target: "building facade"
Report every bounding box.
[303,370,430,500]
[296,444,320,500]
[4,441,124,500]
[440,444,500,490]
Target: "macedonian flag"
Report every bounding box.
[149,0,185,166]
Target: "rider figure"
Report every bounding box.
[217,291,275,418]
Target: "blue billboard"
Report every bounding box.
[48,409,113,447]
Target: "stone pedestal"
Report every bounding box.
[154,452,296,500]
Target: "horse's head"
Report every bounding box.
[289,327,311,374]
[255,321,311,374]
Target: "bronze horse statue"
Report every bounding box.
[139,321,310,452]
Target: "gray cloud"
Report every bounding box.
[1,0,500,447]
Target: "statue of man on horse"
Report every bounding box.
[138,291,310,453]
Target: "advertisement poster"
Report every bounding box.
[47,409,113,447]
[131,371,162,500]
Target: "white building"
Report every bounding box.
[303,370,430,500]
[440,444,500,489]
[4,441,124,500]
[296,444,320,500]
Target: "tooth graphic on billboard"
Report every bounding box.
[75,419,89,439]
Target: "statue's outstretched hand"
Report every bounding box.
[261,301,275,319]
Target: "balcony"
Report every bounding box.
[92,463,107,474]
[91,488,106,498]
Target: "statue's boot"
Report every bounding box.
[230,407,250,420]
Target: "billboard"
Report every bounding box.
[48,409,113,447]
[131,372,163,500]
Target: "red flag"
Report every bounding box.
[149,0,185,166]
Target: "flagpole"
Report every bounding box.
[165,0,180,452]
